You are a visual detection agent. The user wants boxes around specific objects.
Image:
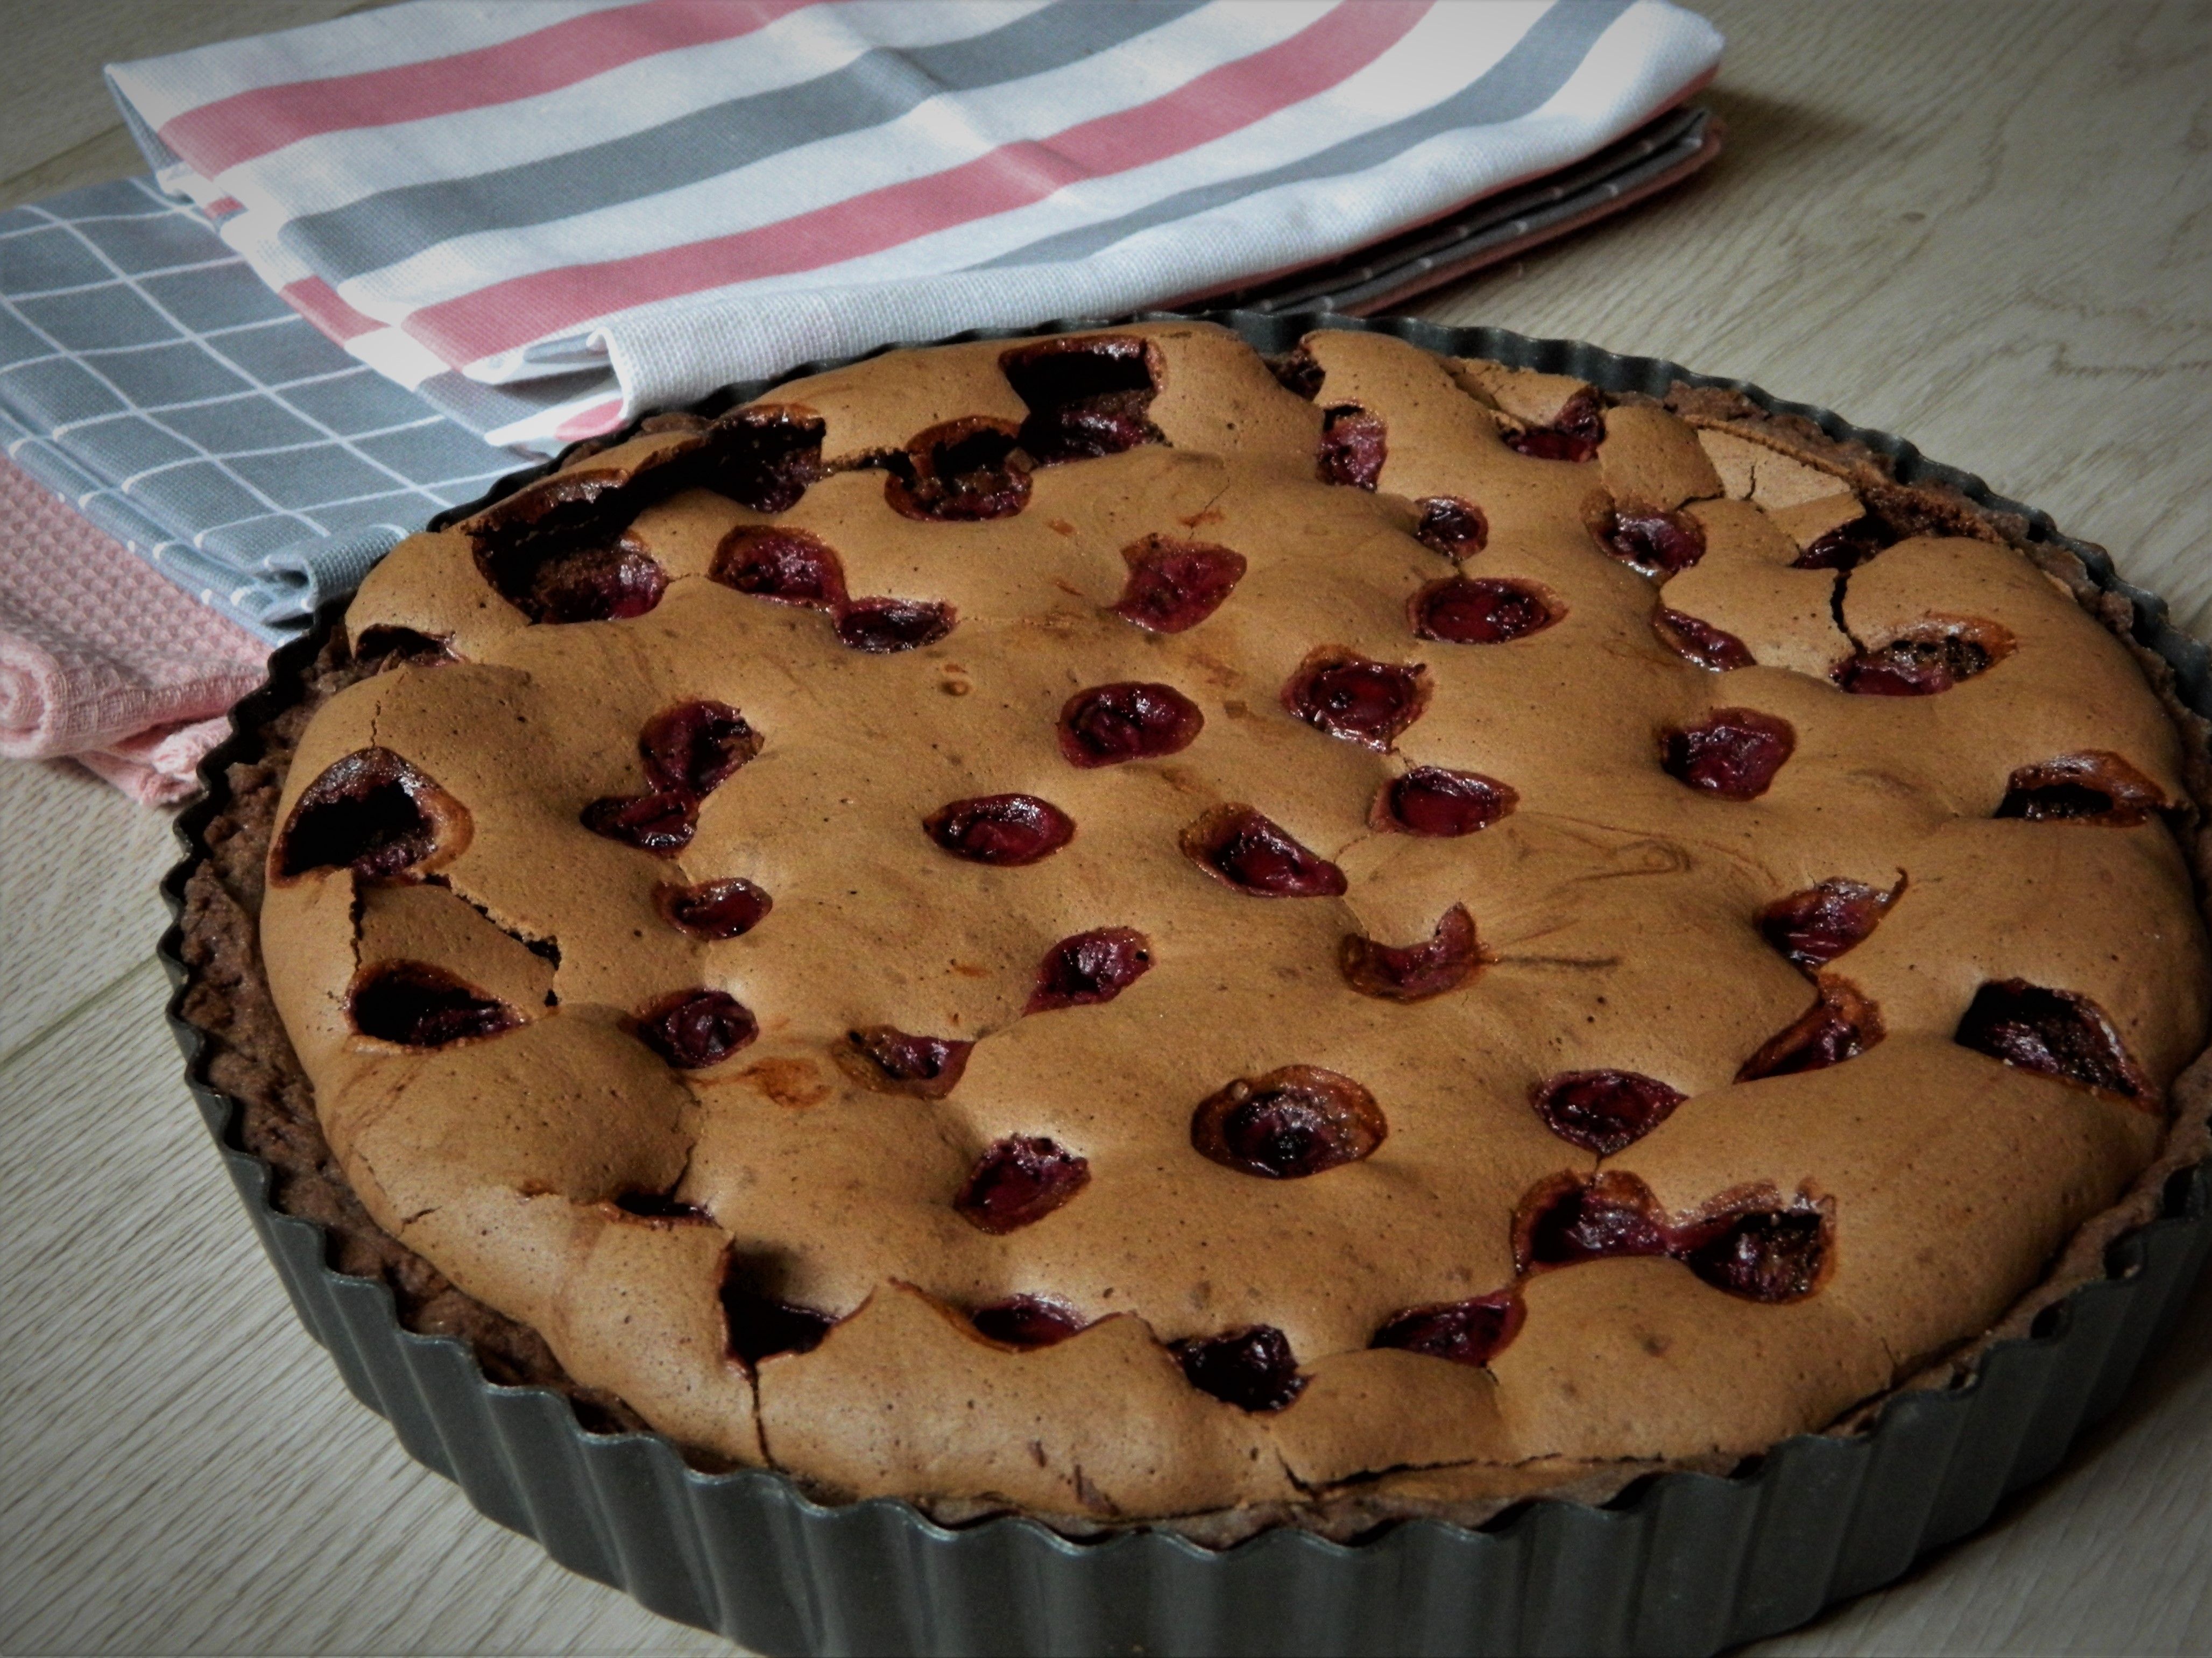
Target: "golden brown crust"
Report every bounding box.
[187,322,2209,1533]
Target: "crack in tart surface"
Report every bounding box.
[196,321,2211,1529]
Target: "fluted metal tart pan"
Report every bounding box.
[160,311,2212,1657]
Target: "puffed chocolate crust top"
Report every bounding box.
[255,322,2209,1523]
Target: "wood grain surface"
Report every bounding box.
[2,3,2208,1654]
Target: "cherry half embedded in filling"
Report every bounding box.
[640,699,760,796]
[722,1258,835,1368]
[1112,534,1248,634]
[840,1025,974,1098]
[1172,1325,1306,1412]
[1677,1208,1829,1302]
[924,793,1076,866]
[710,525,847,608]
[1192,1065,1385,1180]
[1517,1170,1672,1267]
[1370,1292,1524,1367]
[1596,508,1706,576]
[1738,979,1883,1080]
[699,407,828,514]
[1792,515,1892,572]
[1515,1172,1833,1303]
[1282,649,1430,749]
[1834,622,2011,696]
[349,960,520,1047]
[1758,878,1891,971]
[582,789,696,855]
[1995,752,2166,826]
[955,1136,1091,1234]
[836,597,956,654]
[480,530,669,626]
[1653,607,1755,671]
[1317,404,1386,488]
[1027,927,1153,1014]
[1375,767,1518,837]
[1661,707,1796,800]
[1530,1070,1686,1156]
[277,747,467,881]
[1955,980,2149,1101]
[972,1295,1089,1348]
[1414,495,1488,559]
[1000,335,1163,464]
[655,876,772,939]
[1181,805,1347,897]
[1339,904,1481,1002]
[885,417,1032,521]
[1058,682,1204,767]
[1503,391,1604,463]
[632,988,758,1069]
[1410,576,1561,644]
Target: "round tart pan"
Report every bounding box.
[159,313,2212,1657]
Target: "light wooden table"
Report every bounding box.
[3,4,2209,1654]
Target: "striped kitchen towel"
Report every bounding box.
[108,0,1723,453]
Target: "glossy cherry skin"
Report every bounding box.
[1058,682,1204,767]
[924,794,1076,866]
[1181,805,1346,897]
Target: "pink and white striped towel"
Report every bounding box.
[109,1,1721,452]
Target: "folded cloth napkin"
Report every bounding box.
[0,178,522,639]
[108,0,1723,451]
[0,454,268,804]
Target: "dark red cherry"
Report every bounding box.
[700,407,826,514]
[1411,577,1561,644]
[1027,927,1152,1014]
[1835,623,2009,697]
[1955,980,2149,1100]
[1317,405,1386,488]
[955,1137,1090,1233]
[483,533,668,625]
[1172,1325,1305,1412]
[1662,708,1795,800]
[1503,392,1603,462]
[1058,682,1204,767]
[1516,1171,1669,1269]
[632,988,757,1069]
[721,1258,833,1367]
[349,961,519,1047]
[836,597,955,653]
[1530,1070,1685,1156]
[1181,805,1346,897]
[1339,905,1481,1002]
[1376,767,1518,837]
[1758,879,1889,970]
[1738,980,1882,1080]
[842,1026,973,1097]
[582,789,696,855]
[1000,335,1162,464]
[925,793,1075,866]
[710,525,846,608]
[1414,496,1487,558]
[640,699,759,796]
[972,1295,1088,1348]
[1654,607,1755,670]
[1995,752,2165,826]
[1191,1065,1384,1179]
[278,747,464,881]
[1113,535,1247,633]
[1370,1292,1523,1367]
[655,877,772,940]
[1598,508,1705,576]
[1678,1206,1828,1302]
[885,417,1031,520]
[1792,515,1891,572]
[1282,650,1429,749]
